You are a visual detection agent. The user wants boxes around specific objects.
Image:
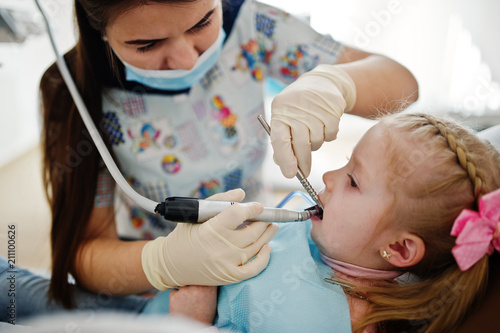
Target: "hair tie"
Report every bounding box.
[451,188,500,271]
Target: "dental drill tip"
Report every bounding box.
[305,205,323,220]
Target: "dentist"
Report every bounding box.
[37,0,417,312]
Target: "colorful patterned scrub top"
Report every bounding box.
[98,0,343,240]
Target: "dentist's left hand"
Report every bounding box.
[141,189,279,290]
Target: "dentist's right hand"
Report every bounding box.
[141,189,279,290]
[270,65,357,178]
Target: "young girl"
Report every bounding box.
[39,0,418,310]
[150,112,500,333]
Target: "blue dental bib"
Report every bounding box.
[142,221,352,333]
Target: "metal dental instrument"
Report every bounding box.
[155,197,322,223]
[257,115,323,210]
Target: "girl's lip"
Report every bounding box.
[311,215,321,222]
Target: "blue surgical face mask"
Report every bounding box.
[119,28,226,91]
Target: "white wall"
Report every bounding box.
[263,0,500,119]
[0,0,74,167]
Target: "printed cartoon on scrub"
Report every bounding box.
[209,95,241,153]
[280,44,319,80]
[126,119,179,161]
[233,38,275,81]
[192,179,222,199]
[128,123,160,154]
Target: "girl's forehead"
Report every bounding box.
[355,124,390,154]
[350,126,392,177]
[355,124,414,188]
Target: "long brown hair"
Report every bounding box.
[352,113,500,332]
[40,0,195,308]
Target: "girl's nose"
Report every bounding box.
[161,36,199,70]
[322,170,336,191]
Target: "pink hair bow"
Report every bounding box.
[451,188,500,271]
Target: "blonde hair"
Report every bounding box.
[354,113,500,333]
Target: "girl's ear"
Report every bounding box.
[381,232,425,268]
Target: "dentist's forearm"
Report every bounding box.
[75,238,152,295]
[336,47,419,117]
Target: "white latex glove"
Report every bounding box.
[270,65,357,178]
[141,189,279,290]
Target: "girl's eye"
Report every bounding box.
[137,41,158,53]
[347,173,358,188]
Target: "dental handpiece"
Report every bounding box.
[155,197,322,223]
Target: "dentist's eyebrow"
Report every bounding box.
[125,38,164,45]
[125,8,216,45]
[189,8,216,30]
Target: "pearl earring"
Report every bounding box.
[382,251,392,259]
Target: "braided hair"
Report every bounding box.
[424,115,485,199]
